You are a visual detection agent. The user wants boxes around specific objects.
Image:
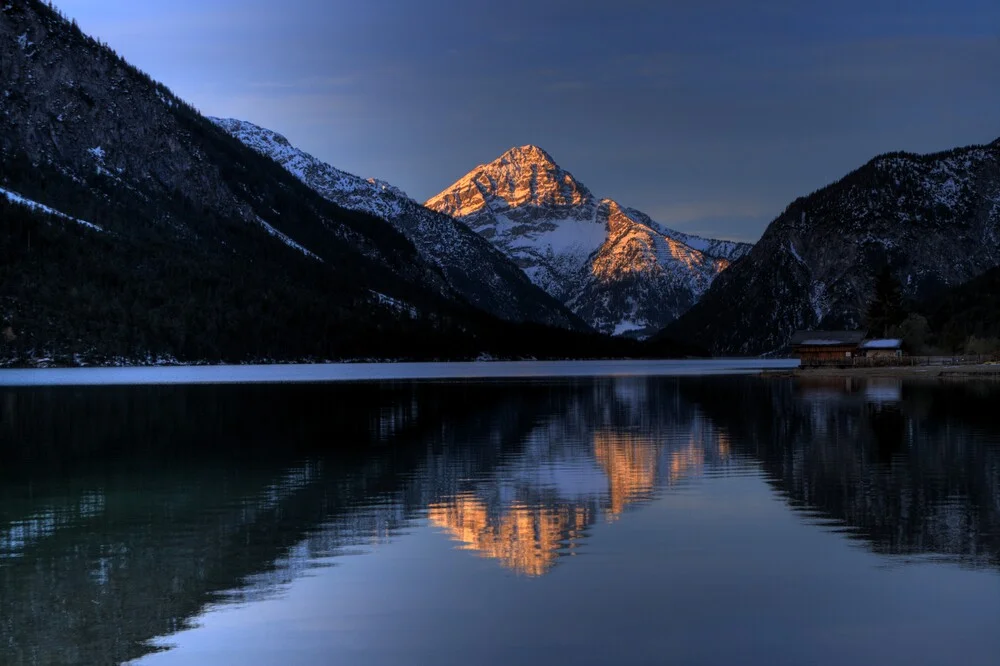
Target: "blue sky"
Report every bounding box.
[56,0,1000,241]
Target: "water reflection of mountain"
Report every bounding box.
[423,378,734,574]
[680,377,1000,568]
[0,382,557,665]
[427,497,593,577]
[2,376,1000,664]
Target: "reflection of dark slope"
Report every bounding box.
[423,382,606,576]
[0,378,805,659]
[0,385,379,472]
[681,377,1000,568]
[2,462,324,665]
[0,416,419,660]
[0,382,565,665]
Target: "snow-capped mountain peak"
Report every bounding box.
[212,118,581,330]
[425,147,752,337]
[426,144,593,219]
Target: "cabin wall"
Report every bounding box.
[865,349,902,359]
[796,346,857,362]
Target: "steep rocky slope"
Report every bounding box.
[662,139,1000,354]
[210,119,581,329]
[426,146,751,337]
[1,1,633,364]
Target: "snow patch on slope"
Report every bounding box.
[255,216,321,261]
[788,241,805,264]
[1,187,103,232]
[613,319,647,336]
[809,281,829,323]
[370,291,418,317]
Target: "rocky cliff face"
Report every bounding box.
[663,139,1000,354]
[0,1,439,280]
[426,146,751,337]
[211,119,582,330]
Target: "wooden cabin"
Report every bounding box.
[860,339,903,358]
[789,330,867,365]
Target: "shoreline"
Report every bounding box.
[0,358,798,387]
[764,364,1000,379]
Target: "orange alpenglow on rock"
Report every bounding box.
[427,495,591,577]
[427,146,750,338]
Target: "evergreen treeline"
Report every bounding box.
[0,199,667,365]
[921,267,1000,354]
[861,265,1000,355]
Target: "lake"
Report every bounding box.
[0,358,798,385]
[1,367,999,665]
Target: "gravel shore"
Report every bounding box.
[762,364,1000,379]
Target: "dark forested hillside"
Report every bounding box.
[660,138,1000,355]
[0,1,650,365]
[0,197,652,364]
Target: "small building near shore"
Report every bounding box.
[789,330,867,365]
[860,338,903,358]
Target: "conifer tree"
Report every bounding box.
[866,265,905,337]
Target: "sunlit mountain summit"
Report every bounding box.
[426,146,751,337]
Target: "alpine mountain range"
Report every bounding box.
[215,120,752,338]
[2,0,999,365]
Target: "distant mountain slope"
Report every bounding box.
[661,139,1000,355]
[210,119,582,330]
[425,145,751,337]
[0,5,434,278]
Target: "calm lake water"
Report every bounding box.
[2,370,999,665]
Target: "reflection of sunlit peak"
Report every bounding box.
[592,431,659,518]
[669,439,705,484]
[717,432,731,460]
[427,495,589,577]
[591,426,731,518]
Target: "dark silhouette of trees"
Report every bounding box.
[925,265,1000,354]
[865,265,905,337]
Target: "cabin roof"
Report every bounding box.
[860,338,903,350]
[789,330,866,346]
